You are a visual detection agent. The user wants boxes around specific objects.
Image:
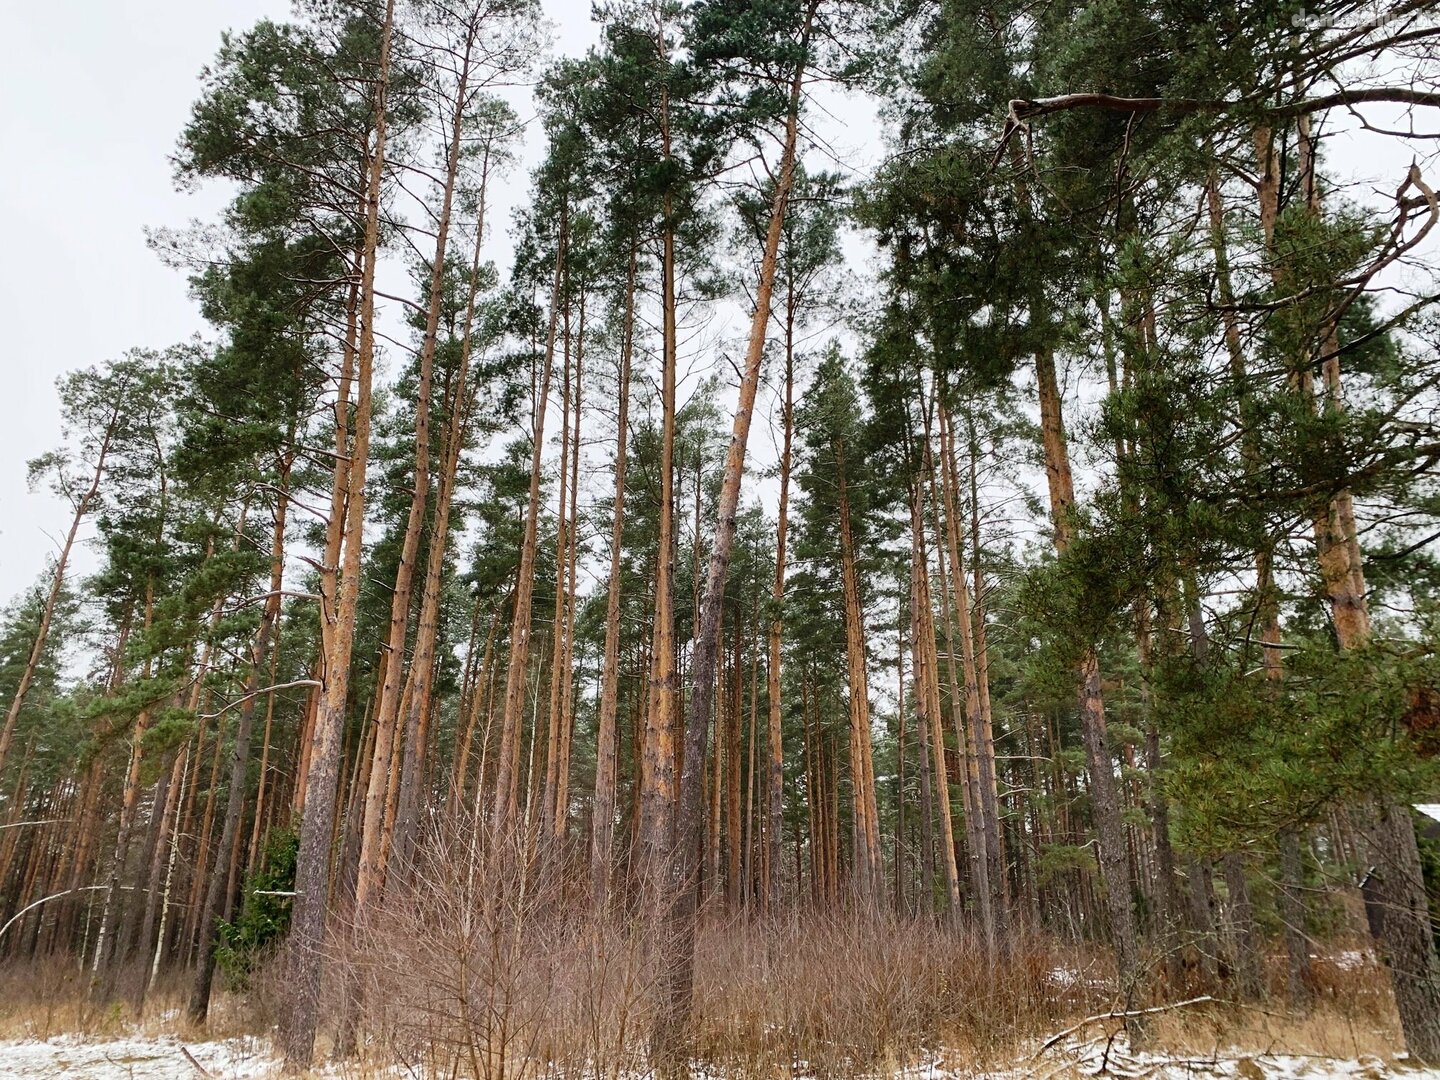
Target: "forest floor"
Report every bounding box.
[0,1032,273,1077]
[0,1032,1433,1078]
[0,946,1422,1078]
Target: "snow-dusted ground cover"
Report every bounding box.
[0,1033,278,1078]
[906,1035,1439,1079]
[0,1032,1431,1079]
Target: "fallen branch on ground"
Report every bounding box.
[1033,995,1217,1058]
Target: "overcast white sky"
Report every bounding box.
[0,0,610,606]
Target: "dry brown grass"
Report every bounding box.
[0,935,1409,1078]
[685,911,1107,1078]
[342,905,1108,1079]
[0,957,255,1042]
[1141,942,1401,1064]
[322,818,1117,1078]
[293,913,1412,1076]
[0,828,1410,1080]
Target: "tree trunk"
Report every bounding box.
[1277,829,1313,1007]
[764,301,796,911]
[541,295,575,844]
[0,390,124,779]
[245,620,284,874]
[190,485,289,1022]
[1185,855,1218,984]
[639,90,682,886]
[745,639,759,910]
[280,2,393,1061]
[909,481,960,914]
[353,34,476,914]
[91,579,158,982]
[895,610,908,912]
[654,12,814,1065]
[966,417,1006,912]
[1222,853,1263,1001]
[391,177,494,876]
[491,215,566,841]
[707,650,724,901]
[1144,721,1181,986]
[453,598,505,814]
[938,400,1006,941]
[149,736,193,990]
[837,436,881,904]
[553,307,584,841]
[726,620,743,908]
[802,676,819,904]
[591,244,638,907]
[1365,804,1440,1063]
[923,400,988,934]
[910,577,937,908]
[1034,344,1138,987]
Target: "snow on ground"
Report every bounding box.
[901,1035,1440,1079]
[0,1033,1434,1079]
[1329,949,1374,971]
[0,1033,279,1078]
[1046,965,1111,992]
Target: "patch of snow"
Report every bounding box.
[1,1033,1434,1080]
[1332,948,1374,970]
[1046,965,1108,992]
[0,1033,279,1078]
[972,1034,1440,1080]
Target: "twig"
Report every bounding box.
[0,818,71,831]
[0,884,136,940]
[180,1045,213,1077]
[1033,996,1216,1058]
[197,680,322,721]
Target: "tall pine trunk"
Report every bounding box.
[909,479,961,914]
[553,308,584,840]
[354,34,477,912]
[0,387,125,779]
[640,71,682,886]
[591,245,638,906]
[492,214,566,840]
[654,10,815,1066]
[922,397,988,934]
[1034,344,1138,987]
[938,400,1006,942]
[189,483,289,1022]
[280,2,393,1060]
[541,299,575,843]
[837,434,881,903]
[391,183,493,879]
[764,309,795,912]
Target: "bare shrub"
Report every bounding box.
[341,810,660,1079]
[688,910,1103,1077]
[338,818,1110,1079]
[0,897,1410,1079]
